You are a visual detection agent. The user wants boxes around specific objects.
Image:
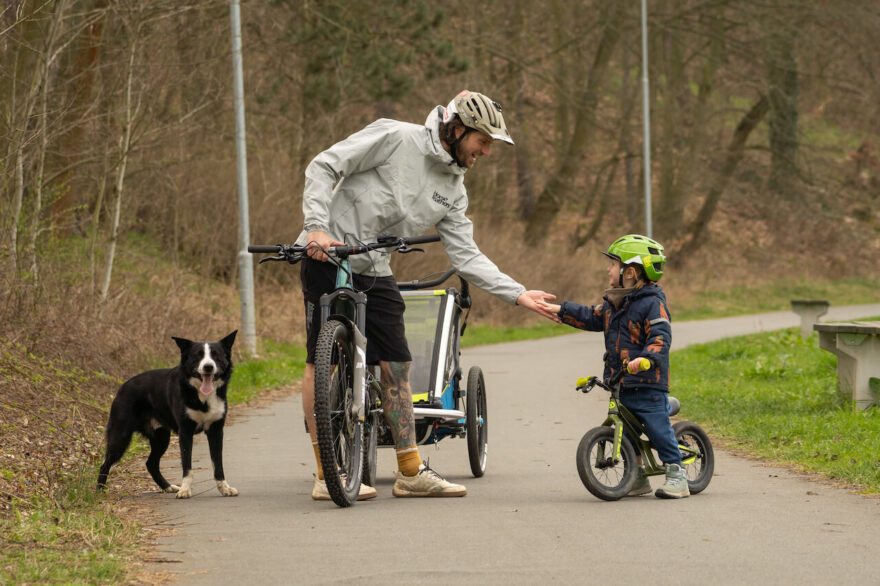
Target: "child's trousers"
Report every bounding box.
[620,388,682,466]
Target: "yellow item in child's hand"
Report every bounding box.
[627,357,652,374]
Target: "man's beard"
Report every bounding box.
[454,143,471,168]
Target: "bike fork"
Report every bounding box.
[351,325,368,422]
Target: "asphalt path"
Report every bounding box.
[146,304,880,584]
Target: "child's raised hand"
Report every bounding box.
[533,298,562,323]
[517,290,556,313]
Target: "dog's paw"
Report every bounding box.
[216,480,239,497]
[163,484,181,493]
[175,476,193,498]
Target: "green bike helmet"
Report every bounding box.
[601,234,666,282]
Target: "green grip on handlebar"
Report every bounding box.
[576,377,591,388]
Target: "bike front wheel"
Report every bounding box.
[576,426,638,501]
[314,319,364,507]
[674,420,714,494]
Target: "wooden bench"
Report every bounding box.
[814,321,880,410]
[790,299,829,339]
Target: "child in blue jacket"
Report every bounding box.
[536,234,688,498]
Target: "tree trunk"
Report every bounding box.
[6,38,43,277]
[99,34,137,313]
[765,22,799,199]
[54,1,106,236]
[525,2,623,243]
[654,2,722,240]
[672,94,769,263]
[28,0,69,282]
[511,0,536,220]
[621,43,639,227]
[88,146,110,297]
[573,154,620,249]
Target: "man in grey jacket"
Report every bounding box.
[299,90,555,500]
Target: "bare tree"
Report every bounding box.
[672,94,769,262]
[98,17,138,313]
[763,4,801,199]
[524,1,624,243]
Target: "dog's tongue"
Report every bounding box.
[199,374,214,396]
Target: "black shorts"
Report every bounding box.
[300,258,411,365]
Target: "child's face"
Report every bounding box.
[606,260,622,287]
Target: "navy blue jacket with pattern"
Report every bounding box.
[557,283,672,392]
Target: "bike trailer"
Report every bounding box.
[391,276,489,477]
[400,287,468,443]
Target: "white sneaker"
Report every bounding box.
[392,462,466,498]
[312,475,377,501]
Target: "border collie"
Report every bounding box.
[97,331,239,499]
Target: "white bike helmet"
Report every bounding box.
[443,90,514,145]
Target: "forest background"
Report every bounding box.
[2,0,880,525]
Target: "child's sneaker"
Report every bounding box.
[312,474,377,501]
[392,462,466,497]
[654,463,690,499]
[626,468,652,496]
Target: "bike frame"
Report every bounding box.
[599,381,701,477]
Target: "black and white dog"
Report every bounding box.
[97,331,239,499]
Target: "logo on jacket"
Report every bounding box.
[432,191,450,208]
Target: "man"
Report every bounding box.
[299,90,554,500]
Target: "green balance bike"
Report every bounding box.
[575,361,714,501]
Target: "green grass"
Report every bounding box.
[229,339,307,405]
[671,328,880,492]
[461,321,573,347]
[0,470,139,584]
[673,276,880,321]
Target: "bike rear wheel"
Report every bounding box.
[362,409,378,487]
[314,319,364,507]
[466,366,488,477]
[674,420,714,494]
[576,426,638,501]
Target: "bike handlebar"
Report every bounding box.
[576,359,651,393]
[248,244,283,254]
[396,268,457,290]
[247,234,441,264]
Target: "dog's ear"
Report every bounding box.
[220,330,237,354]
[172,336,194,353]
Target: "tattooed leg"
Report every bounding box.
[380,360,416,449]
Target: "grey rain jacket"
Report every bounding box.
[297,105,526,305]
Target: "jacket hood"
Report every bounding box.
[629,283,666,304]
[606,283,666,310]
[425,106,467,176]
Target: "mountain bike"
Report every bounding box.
[574,363,714,501]
[249,234,487,507]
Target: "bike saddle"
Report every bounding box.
[668,396,680,417]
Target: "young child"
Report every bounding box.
[536,234,687,498]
